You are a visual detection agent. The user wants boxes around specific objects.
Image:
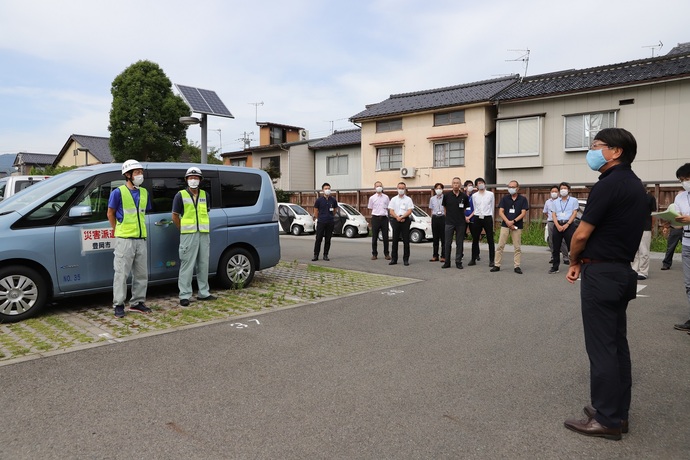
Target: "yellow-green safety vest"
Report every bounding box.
[114,185,147,238]
[179,189,210,234]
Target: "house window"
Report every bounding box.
[433,141,465,167]
[270,127,286,144]
[564,111,616,150]
[376,118,402,133]
[376,146,402,171]
[434,110,465,126]
[326,155,348,175]
[260,156,280,174]
[230,159,246,167]
[497,117,541,158]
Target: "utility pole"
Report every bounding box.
[211,129,222,157]
[237,131,255,150]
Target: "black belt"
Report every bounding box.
[580,258,628,264]
[557,220,569,225]
[432,214,445,218]
[371,215,387,218]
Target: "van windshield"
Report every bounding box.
[411,206,428,217]
[291,205,310,216]
[339,203,361,215]
[0,170,84,213]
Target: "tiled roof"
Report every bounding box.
[493,50,690,101]
[667,42,690,55]
[310,129,361,150]
[70,134,113,163]
[14,152,57,166]
[350,75,519,121]
[256,121,304,131]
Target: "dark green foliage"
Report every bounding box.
[108,60,190,162]
[275,188,292,203]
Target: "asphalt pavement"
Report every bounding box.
[1,235,688,459]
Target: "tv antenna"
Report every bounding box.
[642,41,663,57]
[507,48,530,80]
[324,118,348,134]
[248,101,264,123]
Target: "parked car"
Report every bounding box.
[0,163,280,323]
[278,203,315,235]
[0,174,50,201]
[334,202,369,238]
[377,205,433,243]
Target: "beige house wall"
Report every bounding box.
[54,140,102,168]
[253,144,314,191]
[496,79,690,185]
[360,104,493,189]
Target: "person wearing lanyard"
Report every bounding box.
[441,177,471,269]
[464,180,478,263]
[490,180,529,274]
[470,177,495,267]
[428,182,446,262]
[388,182,414,266]
[368,181,390,261]
[544,185,569,266]
[312,182,338,262]
[564,128,647,440]
[672,163,690,333]
[549,182,579,274]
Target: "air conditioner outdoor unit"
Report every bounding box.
[400,166,416,178]
[299,129,309,140]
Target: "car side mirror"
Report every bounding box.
[69,205,93,218]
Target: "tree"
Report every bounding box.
[108,60,190,162]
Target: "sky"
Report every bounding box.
[1,0,689,156]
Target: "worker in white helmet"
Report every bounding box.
[107,159,153,318]
[171,166,216,306]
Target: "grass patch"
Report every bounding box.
[306,264,346,274]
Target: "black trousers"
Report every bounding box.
[580,262,636,429]
[390,217,411,262]
[431,215,445,258]
[313,221,334,257]
[470,216,495,262]
[371,215,389,257]
[551,222,576,269]
[663,226,683,267]
[444,221,466,264]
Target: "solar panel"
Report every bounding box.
[175,84,234,118]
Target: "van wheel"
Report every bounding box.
[218,248,255,289]
[0,266,48,323]
[291,225,303,236]
[344,226,356,238]
[410,229,423,244]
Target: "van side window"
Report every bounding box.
[76,175,125,222]
[13,186,83,228]
[219,171,261,208]
[148,176,212,212]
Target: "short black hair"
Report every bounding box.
[593,128,637,164]
[464,180,474,187]
[550,185,559,192]
[434,182,444,189]
[559,181,571,190]
[676,163,690,179]
[475,177,485,185]
[321,182,331,189]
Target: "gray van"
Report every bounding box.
[0,163,280,323]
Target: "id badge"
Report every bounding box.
[459,203,464,208]
[509,207,515,214]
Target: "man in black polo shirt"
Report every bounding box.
[563,128,647,441]
[312,182,338,261]
[490,180,529,274]
[441,177,471,269]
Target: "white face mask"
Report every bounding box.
[550,192,558,199]
[683,181,690,192]
[466,186,474,193]
[477,183,486,191]
[560,189,569,197]
[132,175,144,187]
[375,186,383,193]
[323,189,331,196]
[435,188,443,195]
[508,187,517,195]
[188,179,200,189]
[397,189,405,196]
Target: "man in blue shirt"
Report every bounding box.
[549,182,579,274]
[312,182,338,261]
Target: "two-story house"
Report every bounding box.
[310,128,362,190]
[350,76,518,188]
[492,42,690,185]
[52,134,113,168]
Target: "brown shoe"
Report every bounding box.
[583,405,629,433]
[371,255,377,260]
[564,417,622,440]
[429,257,439,262]
[439,257,446,263]
[385,255,391,260]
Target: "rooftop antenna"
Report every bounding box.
[324,118,348,134]
[642,41,663,57]
[506,48,530,81]
[248,101,264,123]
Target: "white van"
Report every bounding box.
[278,203,315,235]
[0,175,50,201]
[334,202,369,238]
[377,205,433,243]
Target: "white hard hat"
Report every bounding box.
[121,159,143,175]
[185,166,203,178]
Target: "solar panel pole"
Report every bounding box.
[200,113,208,164]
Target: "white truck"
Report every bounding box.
[0,175,50,201]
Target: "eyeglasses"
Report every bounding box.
[590,142,611,150]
